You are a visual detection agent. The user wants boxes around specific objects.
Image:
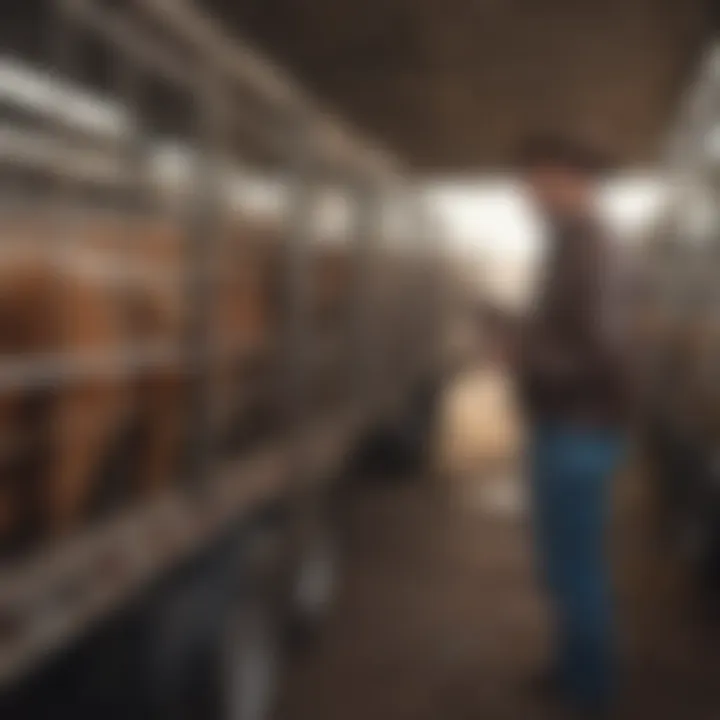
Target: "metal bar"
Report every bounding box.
[63,0,198,91]
[0,123,133,185]
[412,202,441,377]
[0,2,403,203]
[396,187,424,382]
[0,339,277,392]
[0,55,133,143]
[137,0,301,109]
[276,116,325,603]
[181,59,229,487]
[113,38,154,214]
[430,211,449,375]
[436,217,457,374]
[0,442,289,690]
[666,43,720,170]
[0,345,180,389]
[61,0,304,166]
[350,181,381,406]
[134,0,396,178]
[280,117,315,435]
[0,122,282,204]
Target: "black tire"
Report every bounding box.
[144,553,238,719]
[209,573,282,720]
[207,524,286,720]
[145,524,285,720]
[284,496,339,646]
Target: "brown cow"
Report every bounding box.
[0,236,129,548]
[0,210,352,554]
[0,214,183,549]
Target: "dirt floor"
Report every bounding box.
[275,368,720,720]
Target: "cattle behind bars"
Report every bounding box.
[0,213,355,556]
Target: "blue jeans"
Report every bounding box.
[529,424,624,710]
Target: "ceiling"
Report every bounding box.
[0,0,716,171]
[208,0,715,171]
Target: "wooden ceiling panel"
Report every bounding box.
[209,0,713,169]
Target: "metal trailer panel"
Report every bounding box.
[133,0,398,179]
[0,0,446,689]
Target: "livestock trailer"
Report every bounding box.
[0,2,459,717]
[642,41,720,583]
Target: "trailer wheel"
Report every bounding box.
[144,565,228,720]
[285,506,338,645]
[205,522,288,720]
[211,578,281,720]
[144,525,286,720]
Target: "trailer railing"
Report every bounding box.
[0,0,450,690]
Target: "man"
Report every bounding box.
[515,135,632,715]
